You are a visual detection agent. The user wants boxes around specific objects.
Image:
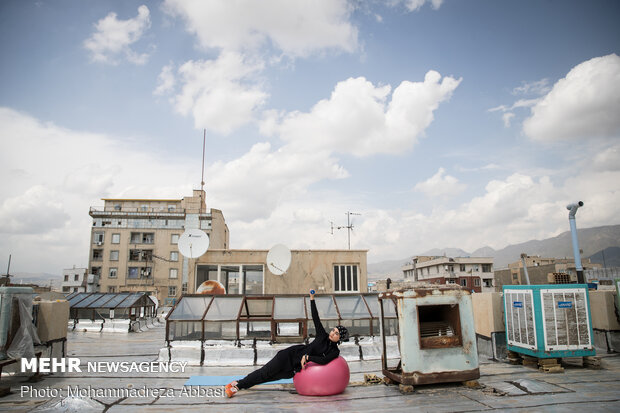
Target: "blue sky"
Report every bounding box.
[1,0,619,274]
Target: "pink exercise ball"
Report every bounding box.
[293,356,350,396]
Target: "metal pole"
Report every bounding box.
[567,202,585,283]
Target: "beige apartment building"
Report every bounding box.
[494,255,602,289]
[88,190,368,305]
[401,255,494,292]
[88,190,229,305]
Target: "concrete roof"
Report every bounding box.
[1,326,619,412]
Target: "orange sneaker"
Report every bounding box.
[225,382,238,398]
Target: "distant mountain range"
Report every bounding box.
[368,224,620,278]
[3,272,63,287]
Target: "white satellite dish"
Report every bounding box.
[178,229,209,259]
[267,244,291,275]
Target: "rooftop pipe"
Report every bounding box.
[567,201,585,283]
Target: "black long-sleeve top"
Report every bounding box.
[286,299,340,373]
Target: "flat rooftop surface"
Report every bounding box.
[1,325,619,412]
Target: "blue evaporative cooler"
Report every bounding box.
[503,284,595,358]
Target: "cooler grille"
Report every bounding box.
[541,288,592,351]
[504,289,537,350]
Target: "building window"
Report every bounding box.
[171,234,179,244]
[108,286,116,293]
[111,233,120,244]
[168,286,177,297]
[170,251,178,262]
[474,278,481,287]
[129,249,152,262]
[64,275,69,282]
[114,204,121,211]
[446,265,454,273]
[168,205,176,212]
[243,265,263,294]
[460,264,466,272]
[92,249,103,261]
[94,232,104,244]
[141,204,148,212]
[109,268,117,278]
[169,268,178,279]
[482,264,492,272]
[460,278,467,287]
[483,279,493,287]
[130,232,154,244]
[91,267,101,276]
[182,282,188,294]
[447,279,456,284]
[62,286,70,292]
[74,274,79,281]
[110,250,119,261]
[473,264,480,272]
[333,264,359,292]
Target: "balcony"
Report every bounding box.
[89,206,186,219]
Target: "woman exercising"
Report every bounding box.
[225,290,349,397]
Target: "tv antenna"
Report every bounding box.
[2,254,12,283]
[331,212,361,249]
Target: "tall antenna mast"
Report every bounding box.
[332,212,361,249]
[200,129,206,214]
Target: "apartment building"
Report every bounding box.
[61,267,97,293]
[88,190,229,305]
[401,255,494,293]
[494,255,602,289]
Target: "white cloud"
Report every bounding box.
[414,168,466,198]
[389,0,444,12]
[162,0,358,57]
[512,79,551,96]
[592,144,620,172]
[83,5,152,65]
[502,112,515,127]
[0,107,194,273]
[0,186,70,234]
[206,143,348,221]
[164,52,267,134]
[153,63,176,96]
[523,54,620,141]
[267,71,461,157]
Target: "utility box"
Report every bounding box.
[35,299,70,343]
[503,284,595,358]
[378,284,479,386]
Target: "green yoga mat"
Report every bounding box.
[184,376,293,386]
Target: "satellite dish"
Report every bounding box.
[178,229,209,259]
[267,244,291,275]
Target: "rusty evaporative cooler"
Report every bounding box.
[378,284,479,386]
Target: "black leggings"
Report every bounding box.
[237,350,295,389]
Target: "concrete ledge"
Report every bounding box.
[593,329,620,353]
[203,346,254,366]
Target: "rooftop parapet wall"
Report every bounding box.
[589,290,620,331]
[472,292,505,338]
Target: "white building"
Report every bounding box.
[402,256,495,292]
[61,267,99,293]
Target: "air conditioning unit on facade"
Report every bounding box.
[97,242,102,246]
[503,284,595,358]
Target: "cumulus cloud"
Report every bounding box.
[414,168,466,198]
[0,107,194,272]
[162,0,358,57]
[157,52,267,134]
[266,71,461,157]
[83,5,152,65]
[153,63,176,96]
[523,54,620,141]
[0,186,70,234]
